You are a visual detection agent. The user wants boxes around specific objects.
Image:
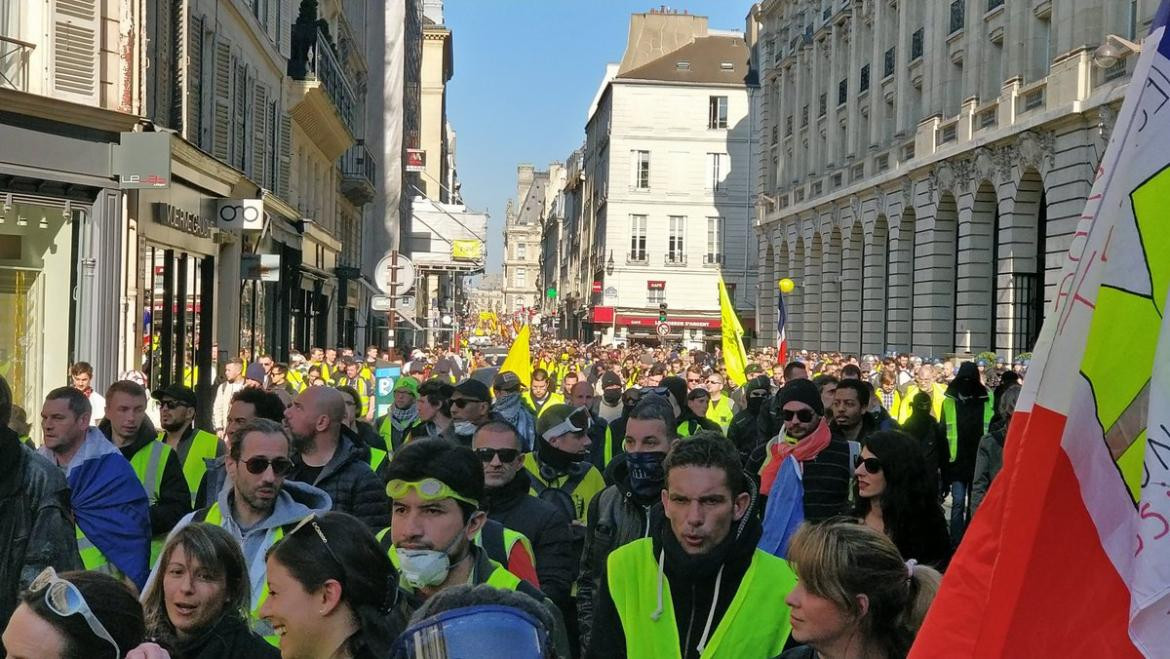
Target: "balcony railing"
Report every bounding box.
[0,35,35,92]
[339,140,377,206]
[290,27,356,132]
[627,250,648,264]
[665,253,687,266]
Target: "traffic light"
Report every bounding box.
[658,303,668,323]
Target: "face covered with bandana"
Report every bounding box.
[622,415,675,500]
[389,479,485,591]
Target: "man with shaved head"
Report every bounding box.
[284,386,389,528]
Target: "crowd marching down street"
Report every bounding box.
[0,334,1024,659]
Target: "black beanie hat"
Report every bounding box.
[777,378,824,416]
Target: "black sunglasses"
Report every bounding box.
[244,456,294,476]
[452,397,485,407]
[474,447,521,463]
[782,408,816,423]
[854,455,882,474]
[159,399,191,410]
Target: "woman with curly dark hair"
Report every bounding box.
[852,430,952,570]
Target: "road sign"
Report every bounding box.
[656,322,670,336]
[371,295,392,311]
[374,253,415,295]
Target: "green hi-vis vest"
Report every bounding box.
[369,446,388,472]
[129,440,172,566]
[677,419,703,438]
[75,525,120,578]
[198,502,287,647]
[942,396,995,462]
[706,397,735,432]
[158,429,220,505]
[473,522,536,580]
[607,538,795,659]
[374,529,522,591]
[603,425,622,467]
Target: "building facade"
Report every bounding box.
[753,0,1152,359]
[503,164,548,314]
[574,9,759,347]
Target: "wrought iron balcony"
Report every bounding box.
[0,35,35,92]
[289,26,356,133]
[339,140,376,206]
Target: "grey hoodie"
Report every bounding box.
[142,479,332,617]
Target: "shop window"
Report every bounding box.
[142,246,214,392]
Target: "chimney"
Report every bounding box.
[617,9,709,74]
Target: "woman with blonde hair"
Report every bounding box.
[778,519,941,659]
[141,523,278,658]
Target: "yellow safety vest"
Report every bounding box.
[942,396,995,463]
[473,523,536,583]
[75,526,118,576]
[158,429,220,505]
[200,502,285,646]
[369,446,388,472]
[896,383,947,424]
[523,453,606,525]
[706,397,735,432]
[128,440,172,566]
[338,377,372,417]
[521,391,564,418]
[378,415,421,456]
[375,530,524,591]
[607,538,795,659]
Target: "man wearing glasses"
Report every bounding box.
[757,378,852,522]
[152,417,331,640]
[704,373,737,433]
[473,420,577,622]
[152,384,225,506]
[449,379,495,446]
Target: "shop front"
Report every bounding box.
[293,221,340,353]
[236,195,303,363]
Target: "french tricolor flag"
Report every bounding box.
[776,287,788,366]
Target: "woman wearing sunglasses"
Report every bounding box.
[852,431,952,570]
[141,523,278,658]
[3,568,145,659]
[779,519,941,659]
[260,511,410,659]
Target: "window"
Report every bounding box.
[647,288,666,305]
[708,96,729,129]
[707,153,727,191]
[911,28,924,60]
[517,242,526,260]
[706,216,723,264]
[785,115,793,136]
[860,64,870,93]
[667,216,686,264]
[884,47,896,78]
[949,0,965,35]
[630,214,647,261]
[838,78,848,105]
[514,268,526,288]
[987,0,1004,9]
[633,150,650,189]
[819,93,827,117]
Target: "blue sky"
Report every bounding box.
[444,1,754,274]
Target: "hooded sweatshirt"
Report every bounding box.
[727,375,771,473]
[945,362,991,484]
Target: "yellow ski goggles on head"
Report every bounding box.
[386,478,479,508]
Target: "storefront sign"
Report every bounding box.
[451,239,482,261]
[592,306,614,323]
[153,203,212,238]
[647,280,666,290]
[617,314,720,329]
[217,199,264,231]
[115,132,171,189]
[406,149,426,172]
[241,254,281,281]
[592,281,602,294]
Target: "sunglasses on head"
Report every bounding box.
[782,408,816,423]
[854,455,883,474]
[474,447,521,463]
[29,567,120,659]
[244,456,294,476]
[288,513,348,587]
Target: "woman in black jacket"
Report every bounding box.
[142,523,278,659]
[852,431,952,571]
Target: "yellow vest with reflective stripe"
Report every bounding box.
[942,396,995,462]
[159,429,220,505]
[129,440,172,566]
[607,538,795,659]
[473,524,536,579]
[75,525,117,575]
[202,502,284,647]
[706,396,735,432]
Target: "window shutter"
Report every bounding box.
[212,38,231,161]
[252,83,268,182]
[278,113,292,200]
[267,0,280,45]
[51,0,100,104]
[267,100,278,190]
[185,14,204,146]
[233,61,248,171]
[279,0,293,58]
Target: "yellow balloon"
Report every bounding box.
[778,278,795,294]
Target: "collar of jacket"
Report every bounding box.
[173,612,250,657]
[295,433,360,483]
[481,468,532,513]
[100,418,158,455]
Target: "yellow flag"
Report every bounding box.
[718,277,748,387]
[499,323,532,387]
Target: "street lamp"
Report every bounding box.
[605,250,615,276]
[1093,34,1141,69]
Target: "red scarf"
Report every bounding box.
[759,419,833,493]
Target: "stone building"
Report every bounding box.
[503,164,548,314]
[752,0,1151,359]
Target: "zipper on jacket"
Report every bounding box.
[683,583,697,659]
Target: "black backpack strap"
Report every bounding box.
[480,520,507,566]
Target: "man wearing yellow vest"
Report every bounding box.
[39,386,150,589]
[99,380,191,566]
[146,417,330,643]
[703,372,737,432]
[941,361,993,544]
[896,364,949,424]
[525,405,607,528]
[379,439,571,657]
[153,384,225,506]
[589,432,796,658]
[521,368,564,419]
